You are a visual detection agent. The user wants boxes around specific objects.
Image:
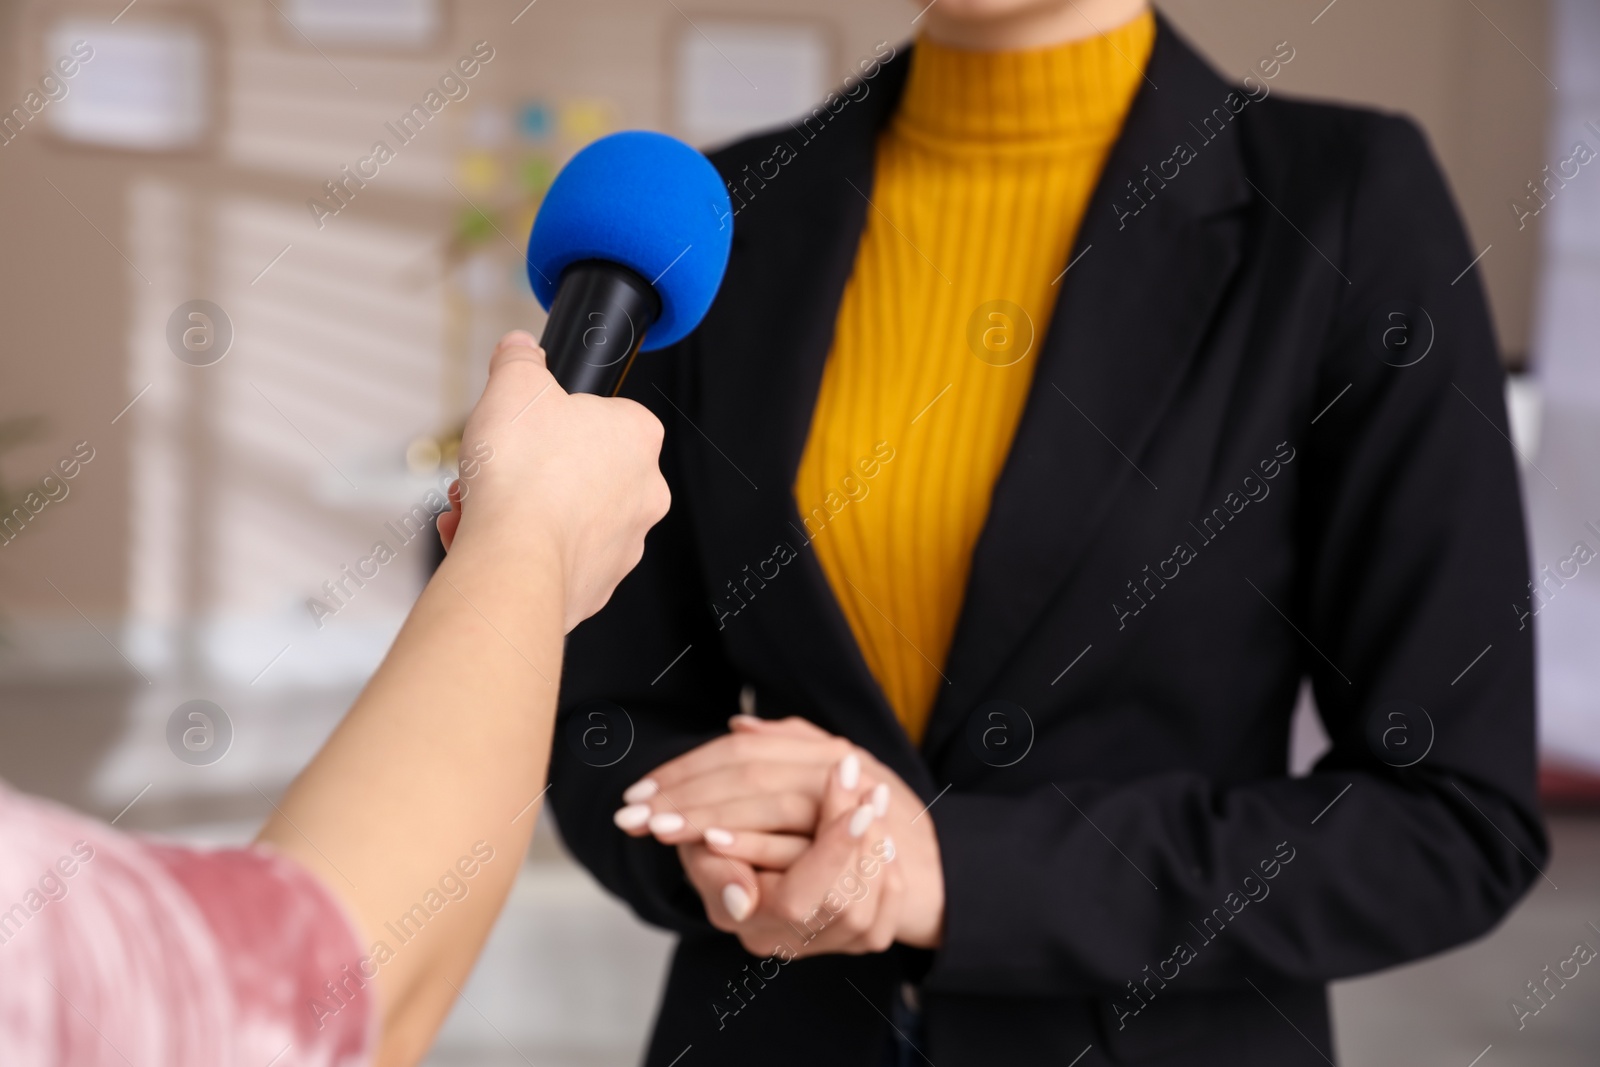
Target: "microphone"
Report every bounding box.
[526,131,734,395]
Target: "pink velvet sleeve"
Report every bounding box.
[0,781,374,1067]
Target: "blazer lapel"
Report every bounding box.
[688,51,939,788]
[921,19,1254,758]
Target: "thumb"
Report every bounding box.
[765,792,878,927]
[479,330,561,426]
[488,330,547,373]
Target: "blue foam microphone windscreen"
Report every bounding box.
[527,131,733,355]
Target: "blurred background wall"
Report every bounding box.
[0,1,1595,1064]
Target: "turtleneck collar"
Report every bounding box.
[894,10,1156,153]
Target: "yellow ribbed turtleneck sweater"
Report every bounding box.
[793,14,1155,741]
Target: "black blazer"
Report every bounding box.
[550,18,1545,1067]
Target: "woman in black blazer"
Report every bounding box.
[548,4,1545,1065]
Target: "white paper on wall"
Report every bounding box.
[675,21,830,148]
[280,0,442,47]
[46,19,209,151]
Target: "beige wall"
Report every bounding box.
[1159,0,1550,364]
[0,0,1551,625]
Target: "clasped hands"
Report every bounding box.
[613,715,944,958]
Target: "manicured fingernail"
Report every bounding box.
[623,778,659,803]
[704,827,735,847]
[723,883,753,922]
[614,804,652,830]
[871,782,890,817]
[849,802,874,838]
[649,812,686,835]
[881,836,897,862]
[839,753,860,791]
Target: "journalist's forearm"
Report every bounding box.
[257,534,565,1065]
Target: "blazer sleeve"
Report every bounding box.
[925,114,1547,997]
[548,341,743,936]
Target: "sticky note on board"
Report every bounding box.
[518,155,555,196]
[559,99,615,143]
[458,151,501,195]
[518,101,552,140]
[456,205,494,244]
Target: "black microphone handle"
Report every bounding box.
[538,260,662,396]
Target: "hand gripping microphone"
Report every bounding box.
[526,131,734,395]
